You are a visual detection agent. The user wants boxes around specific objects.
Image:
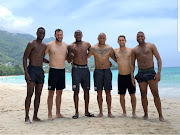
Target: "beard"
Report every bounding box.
[56,38,62,42]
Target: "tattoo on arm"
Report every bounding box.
[93,48,110,55]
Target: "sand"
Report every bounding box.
[0,84,180,134]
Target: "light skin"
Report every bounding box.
[67,30,92,117]
[23,28,47,123]
[88,33,116,118]
[131,32,164,122]
[45,30,68,120]
[114,36,137,118]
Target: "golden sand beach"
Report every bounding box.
[0,84,180,134]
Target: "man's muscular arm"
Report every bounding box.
[67,45,74,63]
[23,42,33,83]
[152,44,162,82]
[131,48,136,87]
[87,47,93,58]
[110,48,117,62]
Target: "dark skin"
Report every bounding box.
[131,32,164,122]
[23,28,48,123]
[67,30,92,118]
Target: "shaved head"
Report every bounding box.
[98,33,106,38]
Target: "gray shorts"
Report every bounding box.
[71,64,90,91]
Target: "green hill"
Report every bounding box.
[0,30,54,64]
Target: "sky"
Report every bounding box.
[0,0,179,67]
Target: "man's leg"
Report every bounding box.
[130,93,138,118]
[56,90,64,118]
[120,94,126,117]
[33,83,43,121]
[25,82,36,123]
[83,89,89,115]
[148,80,165,121]
[105,90,115,118]
[72,89,79,119]
[139,82,148,120]
[47,90,54,120]
[96,90,103,117]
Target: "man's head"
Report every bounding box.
[74,30,82,42]
[137,31,145,44]
[98,33,106,45]
[36,27,45,40]
[55,29,63,42]
[118,35,126,47]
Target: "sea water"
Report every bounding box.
[0,67,180,99]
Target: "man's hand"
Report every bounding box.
[109,61,112,67]
[154,72,161,82]
[25,73,31,83]
[131,77,136,87]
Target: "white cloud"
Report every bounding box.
[0,6,33,32]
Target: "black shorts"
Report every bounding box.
[48,68,65,90]
[94,68,112,91]
[135,67,156,83]
[27,65,44,84]
[72,64,90,91]
[118,74,136,95]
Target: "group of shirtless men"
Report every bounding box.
[23,27,165,124]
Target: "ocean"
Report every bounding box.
[0,67,180,99]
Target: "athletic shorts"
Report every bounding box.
[48,68,65,90]
[135,67,156,83]
[118,74,136,95]
[27,65,44,84]
[71,64,90,91]
[93,68,112,91]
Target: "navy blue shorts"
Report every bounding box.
[27,65,44,84]
[93,68,112,91]
[135,67,156,83]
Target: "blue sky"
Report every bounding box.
[0,0,179,67]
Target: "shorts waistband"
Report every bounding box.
[118,74,131,76]
[28,65,43,69]
[138,67,154,73]
[50,67,65,70]
[73,64,88,68]
[95,68,110,71]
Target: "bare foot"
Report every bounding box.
[142,115,148,120]
[95,113,103,118]
[32,117,41,122]
[25,117,32,124]
[132,113,139,119]
[159,116,165,122]
[108,113,115,118]
[48,115,54,121]
[120,113,126,118]
[56,114,65,118]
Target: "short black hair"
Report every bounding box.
[118,35,126,40]
[55,29,63,34]
[37,27,45,32]
[75,30,82,34]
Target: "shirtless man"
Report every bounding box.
[88,33,116,118]
[131,31,164,121]
[23,27,47,123]
[45,29,68,120]
[114,35,137,118]
[68,30,94,119]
